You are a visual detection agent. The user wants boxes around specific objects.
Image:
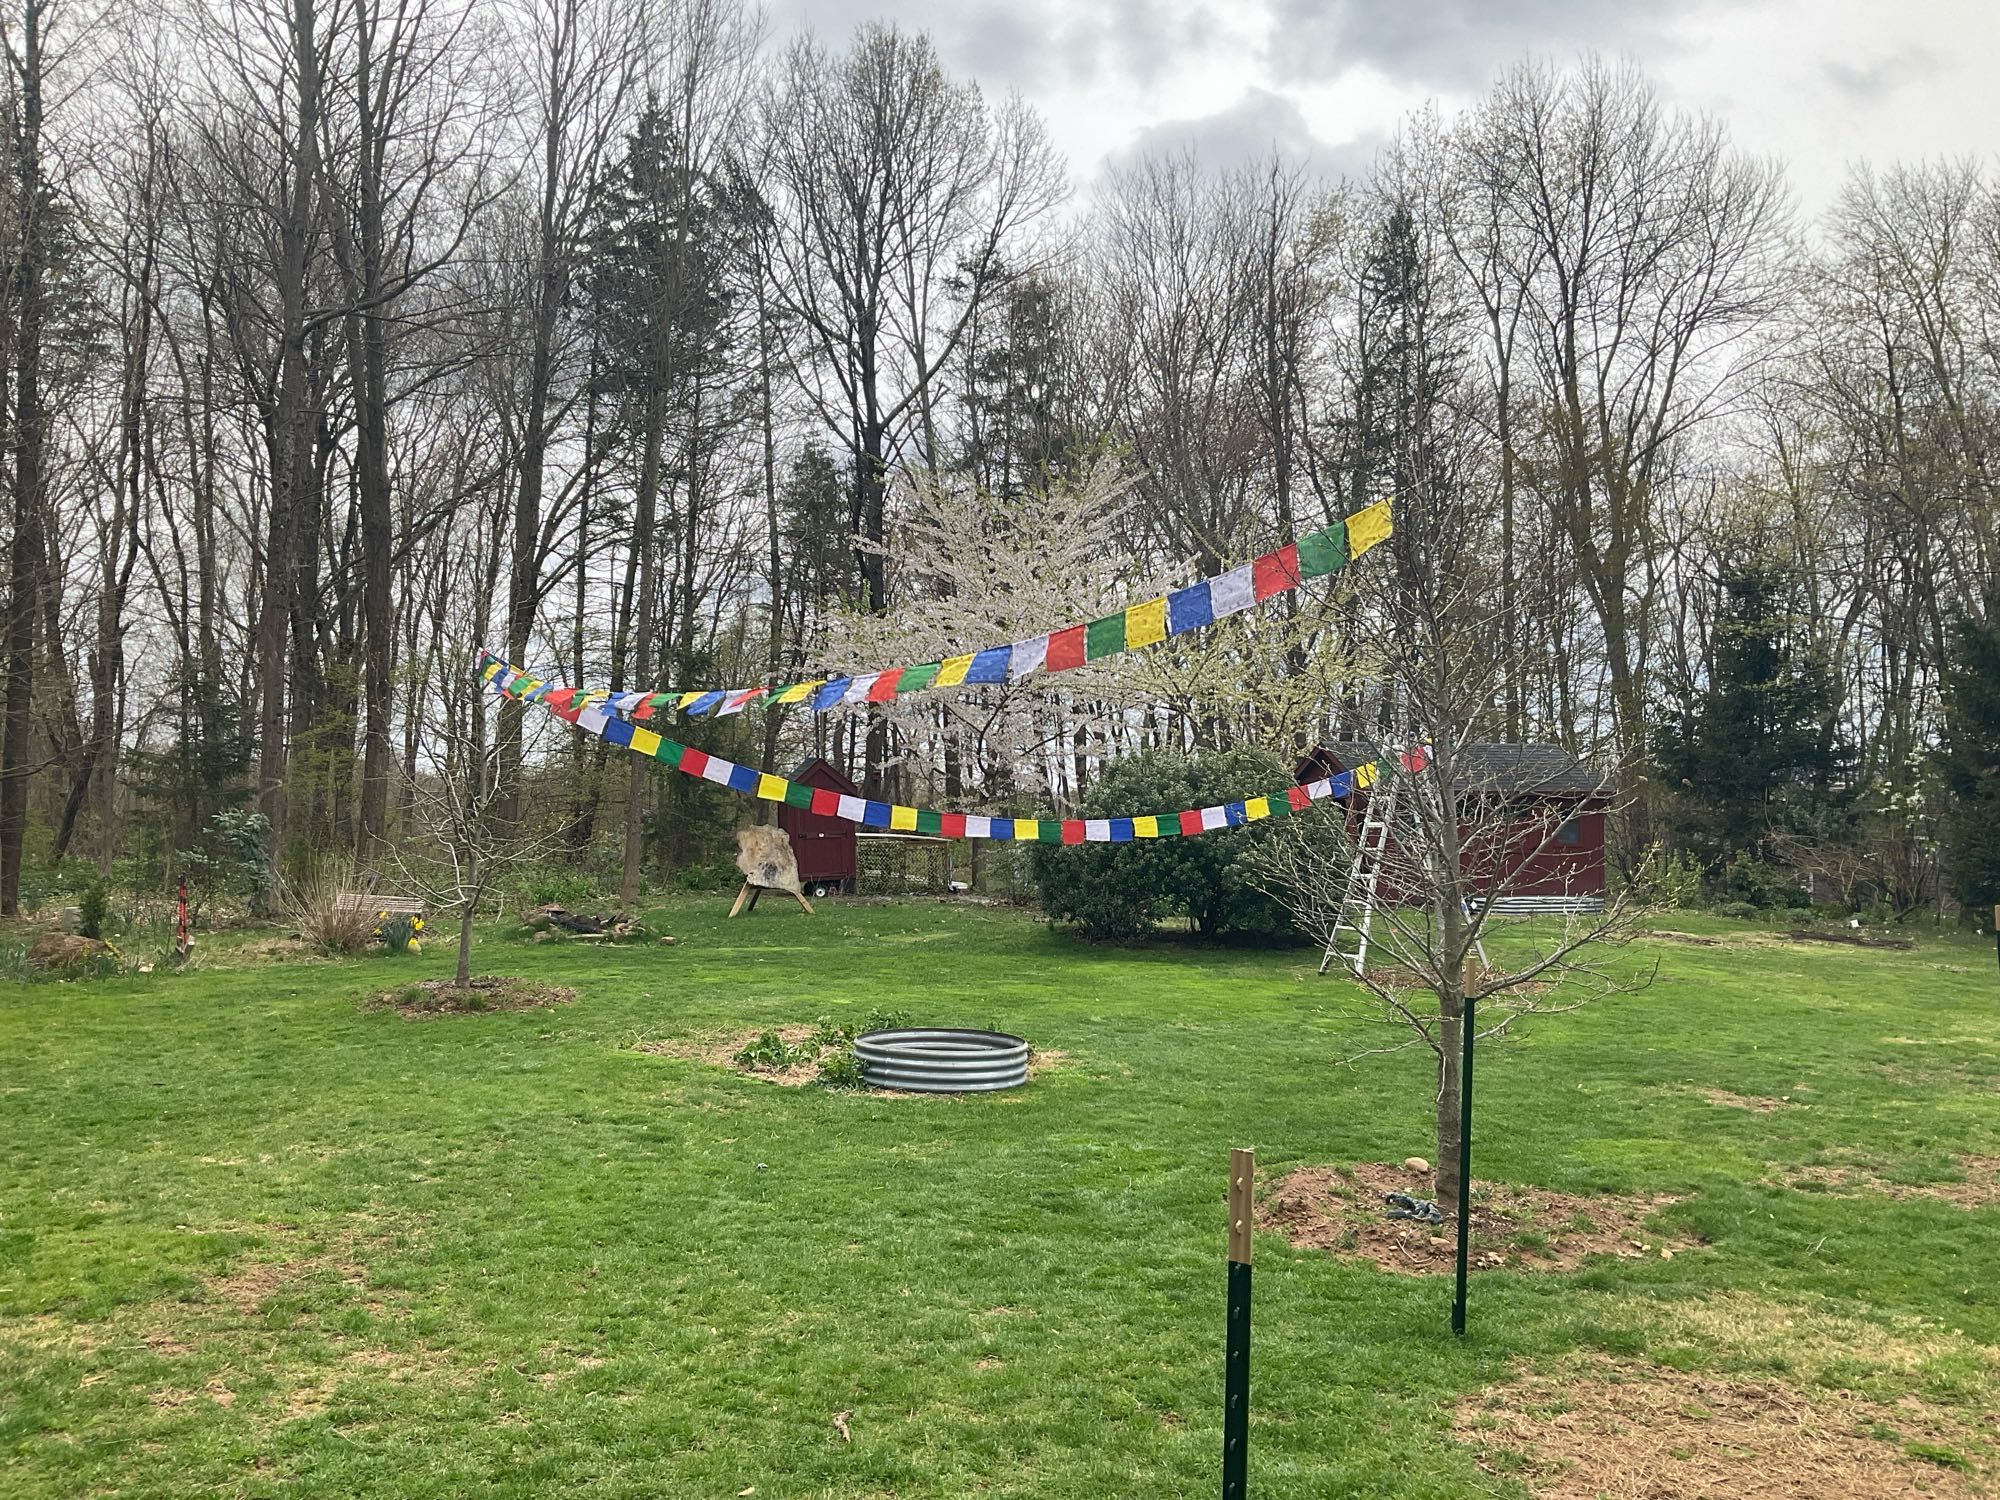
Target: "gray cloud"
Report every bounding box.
[1110,87,1324,168]
[761,0,1229,98]
[1103,86,1384,179]
[1265,0,1692,88]
[1822,46,1939,104]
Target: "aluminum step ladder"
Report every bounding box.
[1318,754,1490,980]
[1319,774,1400,977]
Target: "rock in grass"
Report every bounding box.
[1404,1156,1431,1175]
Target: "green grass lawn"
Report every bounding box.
[3,901,1998,1497]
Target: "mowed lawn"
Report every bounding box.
[3,900,1998,1498]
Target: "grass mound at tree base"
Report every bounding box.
[1261,1162,1701,1274]
[370,975,576,1016]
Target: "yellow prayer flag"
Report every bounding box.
[630,728,662,758]
[1245,796,1270,821]
[755,773,788,801]
[678,691,705,709]
[1345,498,1393,558]
[1013,818,1040,841]
[1125,596,1169,649]
[1132,815,1160,839]
[481,661,501,682]
[1353,762,1376,789]
[935,653,976,688]
[776,681,818,704]
[891,804,918,831]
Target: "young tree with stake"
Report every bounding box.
[394,665,563,988]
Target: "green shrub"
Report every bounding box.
[77,880,108,941]
[208,809,275,915]
[733,1030,799,1071]
[1029,748,1295,942]
[1718,900,1760,920]
[1716,851,1805,910]
[674,857,740,893]
[515,865,608,910]
[1641,847,1706,910]
[1780,906,1816,928]
[816,1049,864,1089]
[811,1015,855,1050]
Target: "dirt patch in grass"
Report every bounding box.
[634,1024,827,1085]
[1695,1086,1799,1112]
[1260,1162,1697,1275]
[1454,1356,1993,1498]
[370,975,576,1017]
[1775,1157,2000,1210]
[1644,928,1727,946]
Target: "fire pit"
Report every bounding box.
[853,1028,1030,1093]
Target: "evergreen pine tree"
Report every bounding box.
[1655,565,1841,884]
[1935,592,2000,914]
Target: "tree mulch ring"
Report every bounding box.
[1259,1163,1698,1275]
[1454,1355,1993,1497]
[371,976,577,1017]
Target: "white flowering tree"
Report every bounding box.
[814,457,1368,814]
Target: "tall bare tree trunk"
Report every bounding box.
[0,0,47,914]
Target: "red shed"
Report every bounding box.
[779,757,859,898]
[1297,741,1607,906]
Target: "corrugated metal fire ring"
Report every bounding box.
[853,1028,1030,1093]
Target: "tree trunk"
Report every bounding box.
[1435,988,1465,1210]
[0,0,46,914]
[618,391,665,908]
[257,0,326,873]
[456,900,475,986]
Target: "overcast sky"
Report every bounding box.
[764,0,1999,217]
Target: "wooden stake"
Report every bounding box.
[728,883,752,918]
[1227,1147,1254,1266]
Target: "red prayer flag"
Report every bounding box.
[1287,785,1312,811]
[939,812,966,838]
[1061,820,1085,845]
[1178,809,1204,836]
[1252,544,1302,601]
[681,748,710,777]
[1045,625,1087,672]
[866,669,904,703]
[810,789,840,816]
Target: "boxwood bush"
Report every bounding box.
[1028,748,1296,943]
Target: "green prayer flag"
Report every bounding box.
[1084,613,1126,660]
[1297,524,1347,578]
[915,809,942,836]
[898,662,941,692]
